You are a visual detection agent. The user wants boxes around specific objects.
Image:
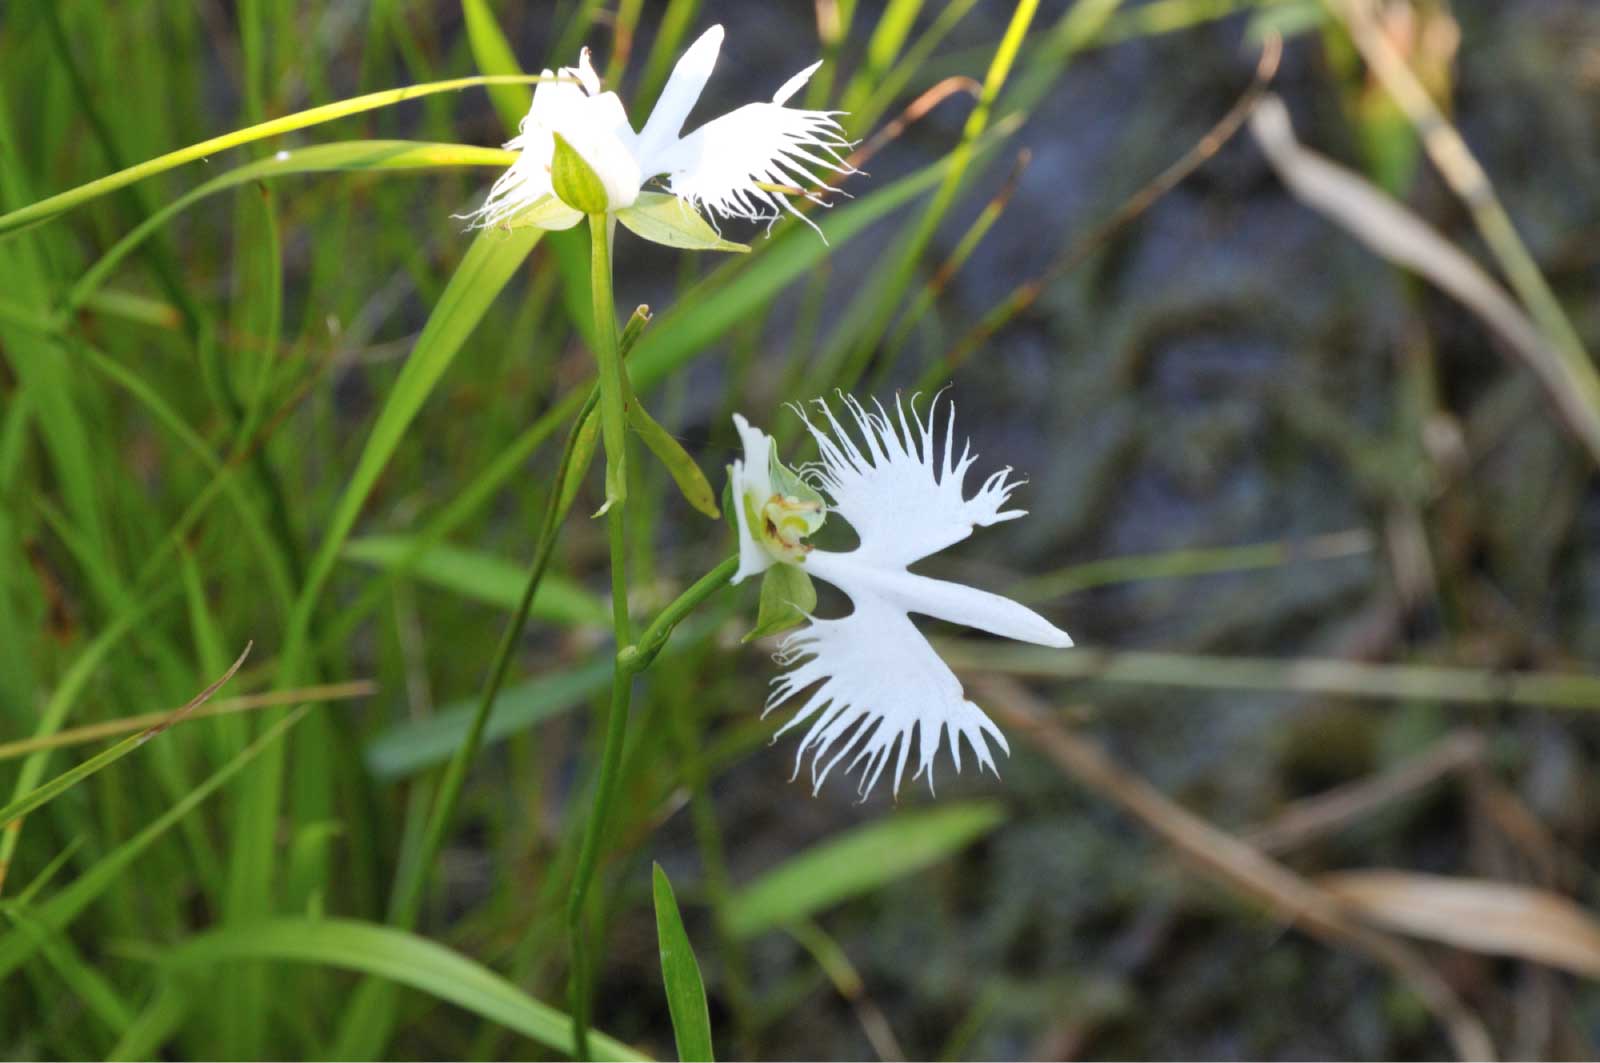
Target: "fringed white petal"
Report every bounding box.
[729,414,778,585]
[766,587,1010,799]
[636,25,723,172]
[653,65,854,228]
[808,552,1071,648]
[794,392,1025,568]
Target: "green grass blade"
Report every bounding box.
[65,140,516,315]
[652,864,714,1062]
[461,0,532,132]
[0,706,311,981]
[0,75,546,236]
[725,802,1006,939]
[0,599,158,879]
[0,645,248,829]
[156,917,650,1061]
[278,223,543,679]
[107,980,189,1062]
[342,536,609,626]
[364,660,611,780]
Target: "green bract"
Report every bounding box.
[550,132,611,215]
[615,193,750,253]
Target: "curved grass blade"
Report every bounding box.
[652,864,714,1062]
[0,598,161,891]
[725,802,1006,939]
[278,223,543,675]
[462,0,533,132]
[0,76,547,237]
[342,536,610,626]
[0,706,311,981]
[155,917,649,1061]
[65,141,516,315]
[0,645,250,830]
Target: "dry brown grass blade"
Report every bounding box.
[0,680,378,761]
[1327,0,1597,397]
[848,76,982,173]
[1317,870,1600,979]
[935,32,1282,375]
[1249,94,1600,465]
[1246,729,1485,853]
[972,675,1496,1061]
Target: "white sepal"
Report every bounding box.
[729,414,778,585]
[635,25,724,171]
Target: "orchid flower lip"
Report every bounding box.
[460,24,859,241]
[732,392,1072,799]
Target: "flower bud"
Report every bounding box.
[550,132,611,215]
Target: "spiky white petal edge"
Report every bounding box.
[794,392,1026,568]
[652,63,855,230]
[766,588,1010,799]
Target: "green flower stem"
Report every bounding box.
[624,556,740,671]
[569,210,634,1062]
[568,555,742,1061]
[383,296,654,933]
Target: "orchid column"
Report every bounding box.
[462,27,854,1058]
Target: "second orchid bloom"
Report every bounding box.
[731,395,1073,799]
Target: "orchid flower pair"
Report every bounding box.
[730,395,1073,799]
[464,25,853,245]
[471,30,1071,799]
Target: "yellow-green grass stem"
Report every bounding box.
[0,74,555,237]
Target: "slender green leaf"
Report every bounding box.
[461,0,533,132]
[726,802,1006,939]
[342,536,609,626]
[652,864,714,1062]
[157,918,649,1061]
[0,644,244,827]
[280,222,543,675]
[628,401,720,518]
[364,659,611,780]
[0,707,311,981]
[0,75,548,236]
[66,141,517,314]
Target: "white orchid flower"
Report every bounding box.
[729,394,1072,799]
[463,25,853,243]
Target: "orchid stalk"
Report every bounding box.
[730,394,1073,798]
[463,25,854,247]
[453,26,860,1057]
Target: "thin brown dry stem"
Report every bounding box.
[848,77,982,173]
[929,148,1031,293]
[0,681,376,761]
[937,33,1281,374]
[1249,94,1600,465]
[973,675,1496,1061]
[1327,0,1596,396]
[1246,729,1485,853]
[0,642,254,896]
